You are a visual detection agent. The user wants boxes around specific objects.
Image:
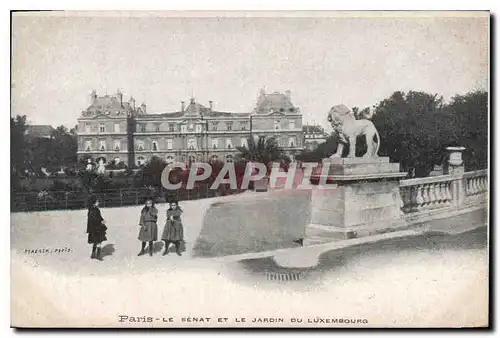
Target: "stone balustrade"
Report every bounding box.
[400,175,454,213]
[399,168,488,216]
[464,170,488,196]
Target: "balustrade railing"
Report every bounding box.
[400,168,488,215]
[463,170,488,196]
[399,175,454,213]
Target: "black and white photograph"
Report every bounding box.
[9,10,489,328]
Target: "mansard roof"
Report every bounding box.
[81,92,143,118]
[254,91,297,114]
[86,95,130,112]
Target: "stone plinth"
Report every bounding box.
[307,157,408,243]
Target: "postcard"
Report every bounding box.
[10,10,489,328]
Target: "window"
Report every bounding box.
[137,156,145,166]
[274,120,280,130]
[167,139,173,150]
[137,140,144,151]
[196,124,202,133]
[289,137,296,147]
[225,155,234,163]
[289,120,295,129]
[188,138,197,150]
[212,122,218,131]
[240,122,248,131]
[181,125,187,133]
[99,140,106,151]
[278,138,286,147]
[114,141,121,151]
[226,138,233,149]
[139,124,146,132]
[114,123,120,133]
[99,123,105,133]
[155,124,161,132]
[240,138,248,148]
[212,138,219,149]
[85,124,91,133]
[84,140,92,152]
[152,141,159,151]
[226,123,232,131]
[169,123,175,132]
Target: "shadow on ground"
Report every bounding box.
[100,244,115,258]
[150,241,164,254]
[226,226,488,288]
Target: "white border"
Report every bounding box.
[3,1,496,337]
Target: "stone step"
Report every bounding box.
[303,236,331,246]
[305,223,356,241]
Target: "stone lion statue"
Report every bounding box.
[327,104,380,158]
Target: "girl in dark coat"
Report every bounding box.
[161,201,184,256]
[137,197,159,257]
[86,195,107,260]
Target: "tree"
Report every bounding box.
[139,156,167,187]
[11,115,28,175]
[441,91,487,171]
[22,124,78,175]
[372,90,447,177]
[236,136,288,167]
[296,133,340,163]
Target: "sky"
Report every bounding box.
[11,12,489,130]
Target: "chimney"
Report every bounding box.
[116,89,123,104]
[141,103,146,114]
[209,101,213,110]
[90,90,97,105]
[129,97,135,110]
[259,87,266,98]
[181,101,185,112]
[285,90,291,100]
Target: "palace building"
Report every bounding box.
[303,124,329,150]
[77,89,304,167]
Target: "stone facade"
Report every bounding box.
[77,89,304,167]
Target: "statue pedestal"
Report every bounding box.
[306,157,408,243]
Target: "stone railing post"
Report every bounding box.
[446,146,466,210]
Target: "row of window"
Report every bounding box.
[135,137,298,151]
[84,119,297,134]
[84,140,123,152]
[136,121,250,133]
[135,138,248,151]
[84,123,122,133]
[84,136,299,152]
[136,154,235,166]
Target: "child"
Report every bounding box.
[86,195,107,261]
[137,197,159,257]
[161,201,184,256]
